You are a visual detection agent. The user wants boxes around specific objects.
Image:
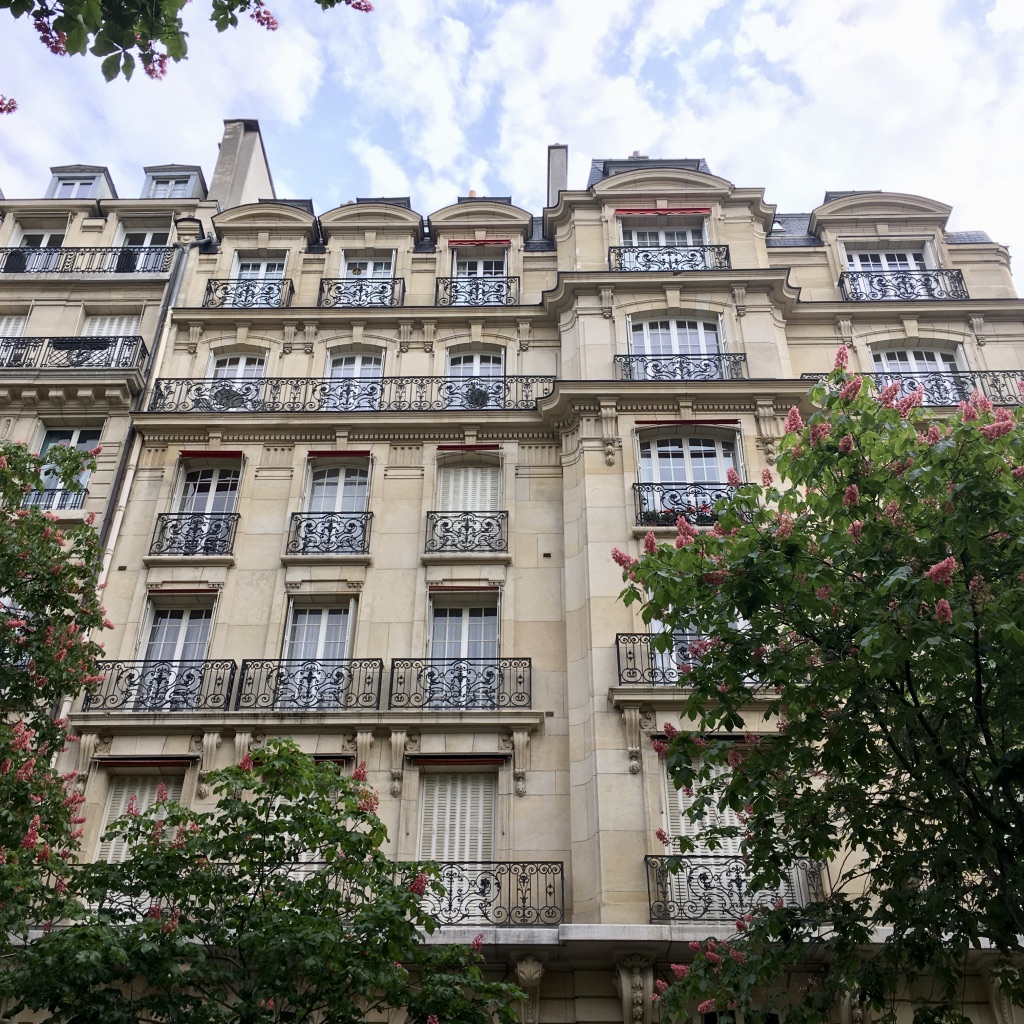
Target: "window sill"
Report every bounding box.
[421,551,512,566]
[142,554,235,568]
[280,553,372,567]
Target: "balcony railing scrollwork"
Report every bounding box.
[838,269,968,301]
[417,861,564,926]
[317,278,405,307]
[235,658,384,711]
[801,370,1024,407]
[0,246,174,274]
[609,245,731,272]
[425,511,508,553]
[85,660,237,712]
[645,854,828,922]
[150,512,241,556]
[0,335,148,370]
[616,632,698,686]
[148,376,556,413]
[435,277,520,306]
[287,511,372,554]
[615,353,747,381]
[203,278,294,308]
[634,482,754,527]
[21,488,87,511]
[388,658,531,710]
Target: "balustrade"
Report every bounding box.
[609,245,730,272]
[150,512,240,556]
[424,511,508,553]
[86,660,237,712]
[615,353,747,381]
[388,658,531,710]
[235,659,384,711]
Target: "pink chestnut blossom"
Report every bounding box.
[934,599,953,624]
[761,467,773,487]
[877,381,902,408]
[924,556,956,587]
[726,467,743,487]
[833,344,850,369]
[980,407,1015,440]
[784,407,804,433]
[842,484,859,507]
[838,375,863,402]
[643,532,658,554]
[611,547,639,569]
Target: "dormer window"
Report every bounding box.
[142,167,203,200]
[149,177,192,199]
[53,176,98,199]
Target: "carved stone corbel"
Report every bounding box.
[512,729,530,797]
[835,318,854,344]
[516,956,544,1024]
[755,436,778,466]
[970,315,986,346]
[622,706,642,774]
[282,323,297,354]
[233,732,253,765]
[187,324,203,355]
[517,320,531,352]
[600,399,620,467]
[600,286,614,318]
[390,731,407,797]
[74,732,99,792]
[422,321,436,353]
[614,955,653,1024]
[356,730,374,770]
[302,323,316,354]
[191,732,222,798]
[732,284,747,317]
[398,321,413,353]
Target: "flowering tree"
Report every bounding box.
[0,0,371,86]
[5,738,522,1024]
[0,440,106,949]
[615,352,1024,1024]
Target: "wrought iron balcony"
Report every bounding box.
[0,335,148,370]
[318,277,405,307]
[615,353,747,381]
[616,632,698,686]
[645,855,828,922]
[21,488,87,512]
[388,658,531,710]
[425,511,508,553]
[634,482,753,527]
[85,660,237,712]
[435,276,520,306]
[838,269,968,301]
[202,278,294,308]
[609,245,731,272]
[148,376,555,413]
[235,658,384,711]
[0,246,174,274]
[801,370,1024,407]
[286,511,372,554]
[150,512,241,556]
[417,861,565,926]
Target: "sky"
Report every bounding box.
[1,0,1023,285]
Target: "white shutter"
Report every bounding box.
[419,773,495,860]
[84,314,141,337]
[96,775,183,863]
[437,465,501,511]
[664,761,742,855]
[0,315,27,337]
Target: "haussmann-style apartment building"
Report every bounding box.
[2,119,1023,1024]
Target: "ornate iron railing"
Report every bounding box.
[317,278,405,307]
[0,335,148,370]
[287,512,372,554]
[801,370,1024,407]
[0,246,174,274]
[85,660,237,712]
[21,488,87,511]
[202,278,294,308]
[645,855,828,922]
[150,512,240,555]
[148,376,555,413]
[388,658,531,710]
[416,862,564,926]
[633,482,753,527]
[235,658,384,711]
[615,632,699,685]
[838,269,968,301]
[425,511,508,553]
[609,245,731,272]
[435,277,520,306]
[615,353,747,381]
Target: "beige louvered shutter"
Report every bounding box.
[665,761,742,855]
[83,314,141,337]
[437,465,500,512]
[96,775,183,863]
[419,773,495,860]
[0,315,27,337]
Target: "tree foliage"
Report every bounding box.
[0,0,371,83]
[5,738,523,1024]
[616,355,1024,1024]
[0,440,106,950]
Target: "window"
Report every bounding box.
[326,351,383,410]
[628,319,725,380]
[636,436,738,526]
[446,249,511,305]
[0,315,26,337]
[148,177,192,199]
[872,348,966,405]
[151,467,240,556]
[84,314,141,338]
[419,773,496,861]
[25,427,102,510]
[428,463,505,553]
[97,775,183,863]
[847,249,927,273]
[178,468,239,514]
[135,607,213,710]
[427,600,500,709]
[622,223,704,248]
[2,231,65,273]
[117,229,170,272]
[345,256,392,279]
[285,604,353,662]
[308,465,369,515]
[436,464,501,512]
[446,348,504,409]
[225,256,287,307]
[616,217,713,270]
[213,354,265,380]
[290,465,371,554]
[54,177,97,200]
[237,257,286,282]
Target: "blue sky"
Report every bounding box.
[1,0,1023,288]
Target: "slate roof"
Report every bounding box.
[766,213,821,248]
[525,215,555,251]
[587,157,712,188]
[946,230,993,244]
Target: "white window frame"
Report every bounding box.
[284,601,356,662]
[38,426,102,491]
[0,314,27,337]
[637,435,738,485]
[305,464,370,514]
[453,252,506,278]
[343,252,395,279]
[175,466,240,515]
[52,176,98,200]
[620,219,705,248]
[146,175,195,199]
[97,774,184,863]
[211,353,266,380]
[232,255,287,282]
[83,314,141,338]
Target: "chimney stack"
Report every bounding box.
[546,144,568,207]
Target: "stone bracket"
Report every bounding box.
[614,955,653,1024]
[516,956,544,1024]
[192,731,222,797]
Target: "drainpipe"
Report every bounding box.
[97,226,217,585]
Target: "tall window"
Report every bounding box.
[33,427,101,505]
[178,468,239,515]
[436,464,500,512]
[636,436,738,526]
[326,351,383,410]
[628,319,724,381]
[97,775,183,863]
[448,250,510,305]
[446,349,504,409]
[872,348,965,405]
[289,464,371,555]
[135,607,214,710]
[307,466,369,514]
[419,773,496,860]
[228,257,287,307]
[3,231,65,273]
[285,605,353,662]
[118,229,170,272]
[427,601,500,709]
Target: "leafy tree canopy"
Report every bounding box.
[616,354,1024,1024]
[5,738,523,1024]
[0,0,371,83]
[0,440,106,949]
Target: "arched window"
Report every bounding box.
[872,347,968,405]
[325,349,384,410]
[635,435,738,526]
[445,347,505,409]
[624,318,736,380]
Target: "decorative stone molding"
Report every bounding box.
[600,286,614,318]
[756,435,778,465]
[622,706,643,774]
[835,318,854,343]
[398,321,413,353]
[970,315,986,345]
[512,729,531,797]
[732,284,747,317]
[600,399,620,467]
[233,732,253,765]
[188,324,203,354]
[390,731,407,797]
[282,323,296,354]
[356,730,374,769]
[74,732,99,792]
[515,956,545,1024]
[517,320,532,352]
[614,955,653,1024]
[422,320,436,353]
[985,968,1021,1024]
[95,734,112,756]
[191,731,222,798]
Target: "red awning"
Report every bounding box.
[614,208,710,216]
[447,239,511,247]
